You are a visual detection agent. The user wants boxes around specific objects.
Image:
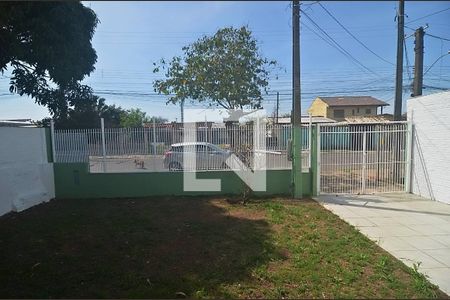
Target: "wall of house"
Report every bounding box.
[408,91,450,205]
[308,98,328,117]
[53,163,312,199]
[0,127,55,216]
[307,98,380,121]
[328,106,378,121]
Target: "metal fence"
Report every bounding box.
[53,123,311,173]
[52,120,411,195]
[318,122,409,194]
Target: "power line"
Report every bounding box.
[404,24,417,31]
[300,9,379,77]
[92,86,397,98]
[405,7,450,24]
[404,38,412,81]
[424,52,450,76]
[0,65,408,81]
[95,23,400,36]
[318,3,395,66]
[425,33,450,42]
[423,84,449,91]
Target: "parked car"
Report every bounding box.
[163,142,232,171]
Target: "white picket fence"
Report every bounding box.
[52,123,311,173]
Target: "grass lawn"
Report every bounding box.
[0,197,446,298]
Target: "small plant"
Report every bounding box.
[226,183,252,205]
[410,262,438,297]
[194,288,208,299]
[377,255,389,269]
[358,253,368,262]
[241,184,253,204]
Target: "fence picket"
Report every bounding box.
[54,123,311,173]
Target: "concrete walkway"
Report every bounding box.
[316,193,450,295]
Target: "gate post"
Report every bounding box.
[152,118,157,170]
[101,118,106,173]
[50,119,56,163]
[311,124,321,196]
[405,119,413,193]
[308,114,312,168]
[362,131,367,194]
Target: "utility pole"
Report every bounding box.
[276,91,280,124]
[394,0,404,121]
[412,27,424,97]
[292,0,302,198]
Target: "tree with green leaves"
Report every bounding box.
[35,88,126,129]
[120,108,150,128]
[0,1,98,117]
[119,108,167,128]
[59,96,125,129]
[153,26,278,153]
[147,116,169,124]
[153,26,277,112]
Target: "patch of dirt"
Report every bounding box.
[227,208,267,221]
[266,257,291,274]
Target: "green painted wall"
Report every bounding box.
[45,128,53,163]
[310,125,319,196]
[54,163,311,199]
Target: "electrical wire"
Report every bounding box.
[404,39,412,81]
[318,3,395,66]
[424,52,450,76]
[300,9,380,77]
[405,7,450,24]
[423,84,449,91]
[425,33,450,42]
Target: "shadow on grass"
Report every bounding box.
[0,197,279,298]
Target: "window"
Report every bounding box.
[333,109,345,119]
[357,108,360,113]
[196,145,208,152]
[352,109,355,115]
[208,145,221,153]
[365,108,371,114]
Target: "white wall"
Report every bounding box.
[408,91,450,205]
[0,127,55,216]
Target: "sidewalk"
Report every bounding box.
[316,193,450,295]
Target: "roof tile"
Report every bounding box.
[318,96,389,107]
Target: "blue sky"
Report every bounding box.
[1,1,449,121]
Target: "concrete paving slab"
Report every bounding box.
[411,224,450,236]
[344,217,377,227]
[316,193,450,295]
[378,236,415,252]
[357,226,383,240]
[395,215,444,225]
[366,216,402,226]
[422,268,450,295]
[378,224,419,237]
[400,236,448,250]
[391,250,446,269]
[424,249,450,267]
[432,235,450,247]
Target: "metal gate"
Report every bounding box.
[318,122,410,194]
